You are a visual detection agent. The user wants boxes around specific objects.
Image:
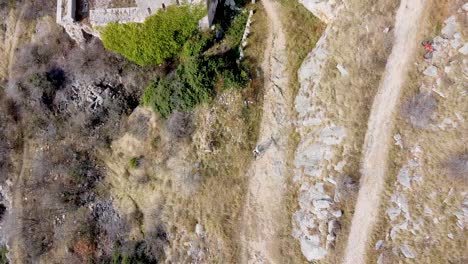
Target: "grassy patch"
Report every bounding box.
[278,0,325,97]
[101,5,205,66]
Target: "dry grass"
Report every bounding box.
[368,1,468,262]
[275,1,325,263]
[101,3,267,262]
[275,0,400,262]
[244,3,268,73]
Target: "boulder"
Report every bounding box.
[313,199,331,209]
[423,66,438,77]
[397,166,411,188]
[375,240,384,250]
[463,3,468,12]
[400,244,416,258]
[195,223,204,236]
[300,236,327,260]
[458,43,468,55]
[299,0,342,23]
[336,64,349,76]
[387,207,401,221]
[441,16,459,39]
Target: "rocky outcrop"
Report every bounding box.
[292,1,350,261]
[299,0,342,23]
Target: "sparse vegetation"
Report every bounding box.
[401,92,437,129]
[128,157,139,169]
[445,153,468,184]
[101,5,205,66]
[0,245,8,264]
[167,111,194,139]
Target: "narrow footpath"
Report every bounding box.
[343,0,427,263]
[239,0,291,263]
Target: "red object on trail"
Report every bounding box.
[424,42,434,52]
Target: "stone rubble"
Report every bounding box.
[293,11,353,256]
[423,65,438,77]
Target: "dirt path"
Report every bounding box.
[342,0,427,263]
[239,0,291,263]
[9,140,30,263]
[0,6,24,81]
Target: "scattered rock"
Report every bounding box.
[377,254,384,264]
[458,43,468,55]
[195,223,204,237]
[314,199,332,209]
[423,205,433,215]
[423,65,438,77]
[463,3,468,12]
[333,160,347,173]
[390,221,408,240]
[391,193,409,214]
[387,207,401,221]
[331,210,342,218]
[441,16,459,39]
[336,64,349,76]
[383,27,390,34]
[397,166,411,188]
[375,240,384,250]
[400,244,416,258]
[300,236,327,261]
[393,134,403,148]
[327,219,340,235]
[299,0,343,23]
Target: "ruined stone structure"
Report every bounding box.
[57,0,221,43]
[88,0,219,27]
[56,0,76,24]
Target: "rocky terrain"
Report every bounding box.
[0,0,466,263]
[370,6,468,263]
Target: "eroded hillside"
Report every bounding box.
[0,0,466,263]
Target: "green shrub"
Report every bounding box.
[101,5,205,66]
[128,157,139,169]
[141,11,249,118]
[224,10,249,48]
[0,245,7,264]
[142,77,174,118]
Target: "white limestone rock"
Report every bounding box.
[423,66,438,77]
[195,223,204,236]
[463,3,468,11]
[458,43,468,55]
[397,166,411,188]
[393,134,403,148]
[300,235,327,260]
[375,240,385,250]
[387,207,401,221]
[441,16,459,39]
[299,0,342,23]
[400,244,416,258]
[336,64,349,76]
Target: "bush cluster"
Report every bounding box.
[102,4,249,118]
[101,5,205,66]
[143,32,248,117]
